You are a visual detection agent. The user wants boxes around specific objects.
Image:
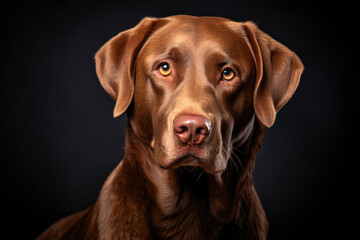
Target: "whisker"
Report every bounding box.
[233,151,243,169]
[229,157,239,176]
[232,147,246,168]
[233,147,246,156]
[221,144,244,176]
[212,143,240,177]
[184,166,198,176]
[196,168,204,183]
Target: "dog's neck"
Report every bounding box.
[150,169,237,239]
[122,122,262,239]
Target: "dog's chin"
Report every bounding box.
[159,153,225,175]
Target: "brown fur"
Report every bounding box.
[37,15,303,240]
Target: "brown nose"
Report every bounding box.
[173,114,211,145]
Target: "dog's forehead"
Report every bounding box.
[153,17,240,48]
[140,16,252,68]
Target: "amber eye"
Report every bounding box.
[158,63,171,76]
[221,68,235,81]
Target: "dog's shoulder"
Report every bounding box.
[36,205,98,240]
[97,159,153,239]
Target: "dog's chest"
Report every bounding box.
[151,171,233,240]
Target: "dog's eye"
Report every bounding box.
[158,63,171,76]
[221,68,235,81]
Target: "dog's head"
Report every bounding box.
[95,15,303,174]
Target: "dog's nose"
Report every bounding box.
[173,114,211,145]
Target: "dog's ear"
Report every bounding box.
[95,17,168,117]
[243,22,304,127]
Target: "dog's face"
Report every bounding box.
[95,15,303,174]
[133,17,256,174]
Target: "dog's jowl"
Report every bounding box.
[38,15,303,240]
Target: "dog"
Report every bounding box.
[37,15,303,240]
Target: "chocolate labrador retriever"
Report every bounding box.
[38,15,303,240]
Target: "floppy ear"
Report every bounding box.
[243,22,304,127]
[95,17,168,117]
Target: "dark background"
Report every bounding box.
[1,0,357,239]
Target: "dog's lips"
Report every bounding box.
[159,153,201,169]
[173,153,203,167]
[159,152,225,174]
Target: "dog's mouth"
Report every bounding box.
[159,152,225,175]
